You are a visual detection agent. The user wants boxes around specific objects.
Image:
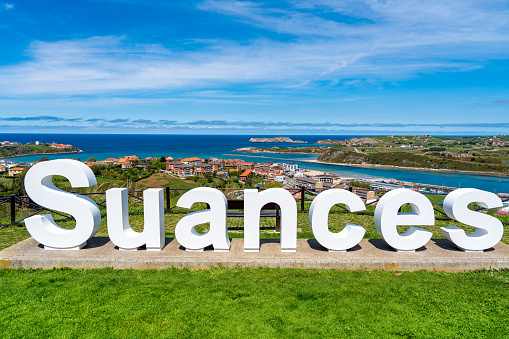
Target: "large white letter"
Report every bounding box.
[24,159,101,250]
[309,189,366,252]
[244,188,297,252]
[441,188,503,252]
[374,188,434,252]
[106,188,165,251]
[174,187,230,252]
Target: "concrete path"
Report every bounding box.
[1,238,509,271]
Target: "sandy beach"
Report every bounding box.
[297,159,509,178]
[226,152,509,178]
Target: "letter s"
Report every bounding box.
[441,188,503,252]
[24,159,101,250]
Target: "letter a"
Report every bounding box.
[174,187,230,252]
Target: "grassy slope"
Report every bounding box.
[0,268,508,338]
[246,135,509,175]
[0,144,79,158]
[318,149,509,175]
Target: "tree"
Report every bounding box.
[38,157,49,162]
[159,156,166,162]
[0,182,10,196]
[87,157,96,162]
[350,180,371,189]
[11,168,29,196]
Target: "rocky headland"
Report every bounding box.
[249,137,306,143]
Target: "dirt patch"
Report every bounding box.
[137,173,171,188]
[137,173,197,188]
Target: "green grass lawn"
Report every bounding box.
[0,268,508,338]
[1,190,509,338]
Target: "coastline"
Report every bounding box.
[300,159,509,178]
[228,152,509,178]
[0,149,83,161]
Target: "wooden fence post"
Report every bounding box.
[10,194,16,226]
[300,187,305,212]
[275,204,280,233]
[165,186,171,213]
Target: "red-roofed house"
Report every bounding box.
[238,162,255,170]
[182,157,203,165]
[103,158,118,165]
[223,159,245,167]
[239,169,253,183]
[8,167,25,176]
[270,165,285,173]
[118,157,132,169]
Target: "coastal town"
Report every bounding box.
[3,146,509,214]
[1,136,509,204]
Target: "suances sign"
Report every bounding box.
[24,160,504,253]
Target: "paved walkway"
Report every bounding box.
[1,238,509,271]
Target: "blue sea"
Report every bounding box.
[2,133,509,193]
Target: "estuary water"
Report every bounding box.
[2,133,509,193]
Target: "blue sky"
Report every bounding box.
[0,0,508,135]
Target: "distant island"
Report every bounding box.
[249,137,306,143]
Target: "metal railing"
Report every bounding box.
[1,186,508,228]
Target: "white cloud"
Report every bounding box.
[0,3,14,11]
[200,0,509,41]
[0,1,508,96]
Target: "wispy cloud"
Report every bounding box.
[132,119,155,124]
[496,99,509,105]
[0,3,13,11]
[2,116,509,132]
[1,115,65,122]
[157,120,178,125]
[0,1,507,97]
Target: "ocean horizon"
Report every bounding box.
[2,133,509,193]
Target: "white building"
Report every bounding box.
[273,174,286,182]
[284,163,299,172]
